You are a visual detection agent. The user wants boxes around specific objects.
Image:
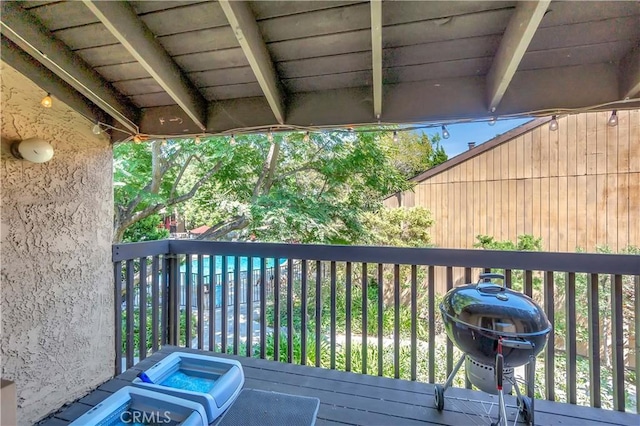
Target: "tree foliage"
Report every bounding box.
[114,131,414,243]
[360,207,434,247]
[474,234,543,251]
[121,214,169,243]
[381,131,448,179]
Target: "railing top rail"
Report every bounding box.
[112,240,640,275]
[113,239,169,261]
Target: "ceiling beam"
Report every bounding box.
[619,45,640,100]
[485,0,550,113]
[141,62,629,135]
[0,1,139,133]
[83,0,208,131]
[1,36,110,127]
[370,0,383,120]
[219,0,286,124]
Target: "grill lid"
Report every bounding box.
[441,273,551,338]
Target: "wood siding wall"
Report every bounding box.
[385,110,640,253]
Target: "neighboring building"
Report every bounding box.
[384,110,640,253]
[188,225,211,239]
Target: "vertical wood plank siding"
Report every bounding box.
[385,111,639,291]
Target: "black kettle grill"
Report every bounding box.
[434,273,551,426]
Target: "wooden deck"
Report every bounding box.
[40,346,638,426]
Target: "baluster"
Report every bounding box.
[208,255,216,351]
[151,256,160,353]
[233,256,241,355]
[611,274,624,411]
[361,263,368,375]
[428,266,435,384]
[330,261,337,370]
[114,260,123,375]
[394,264,400,379]
[587,273,601,408]
[221,256,228,353]
[185,254,192,347]
[446,267,453,377]
[259,258,267,359]
[346,262,352,372]
[274,258,281,362]
[566,272,577,404]
[197,254,204,350]
[377,263,384,376]
[301,260,308,365]
[125,259,134,369]
[410,265,417,381]
[544,271,555,401]
[287,259,294,363]
[246,257,254,357]
[139,257,147,360]
[315,261,322,367]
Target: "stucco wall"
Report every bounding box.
[1,63,114,425]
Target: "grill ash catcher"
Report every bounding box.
[435,273,552,426]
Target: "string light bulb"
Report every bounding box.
[393,131,398,142]
[303,131,310,143]
[92,123,102,135]
[488,117,497,126]
[133,135,142,143]
[441,125,450,139]
[267,131,273,142]
[195,136,201,144]
[41,93,52,108]
[607,110,618,127]
[549,115,559,131]
[230,134,236,145]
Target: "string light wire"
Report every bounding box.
[99,98,639,143]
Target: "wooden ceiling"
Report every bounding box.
[1,0,639,139]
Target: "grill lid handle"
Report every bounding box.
[476,282,505,293]
[476,273,506,294]
[478,273,505,283]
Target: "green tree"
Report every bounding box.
[474,234,543,251]
[360,206,434,247]
[381,131,448,179]
[121,213,169,242]
[113,137,234,242]
[114,131,412,243]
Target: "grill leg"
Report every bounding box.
[443,354,465,392]
[528,354,536,425]
[492,352,508,426]
[434,354,465,411]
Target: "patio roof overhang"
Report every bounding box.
[1,0,639,141]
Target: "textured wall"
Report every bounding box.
[1,63,114,425]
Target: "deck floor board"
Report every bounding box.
[39,346,639,426]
